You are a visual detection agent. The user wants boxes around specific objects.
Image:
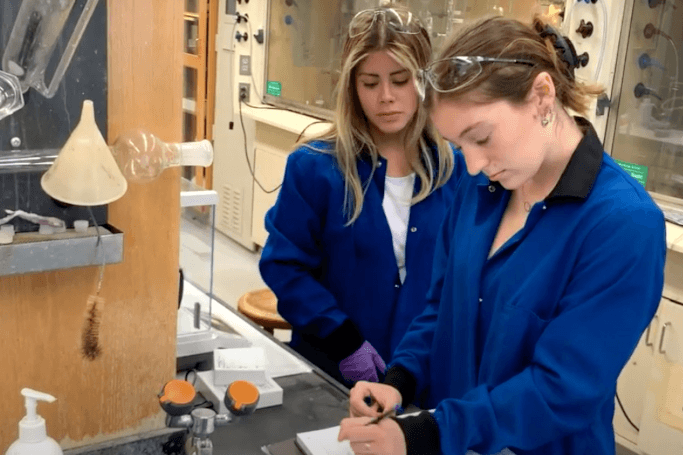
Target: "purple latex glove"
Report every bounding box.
[338,341,387,383]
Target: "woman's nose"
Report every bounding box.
[379,81,395,103]
[462,149,488,176]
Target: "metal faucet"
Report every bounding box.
[167,408,232,455]
[161,378,260,455]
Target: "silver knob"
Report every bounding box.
[191,408,216,437]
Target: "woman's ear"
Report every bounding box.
[530,71,556,115]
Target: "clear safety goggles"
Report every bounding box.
[348,8,424,39]
[415,56,535,101]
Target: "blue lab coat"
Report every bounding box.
[387,118,666,454]
[259,139,463,378]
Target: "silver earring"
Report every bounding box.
[541,110,553,127]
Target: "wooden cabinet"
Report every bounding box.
[183,0,218,189]
[0,1,183,451]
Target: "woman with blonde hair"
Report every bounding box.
[259,6,463,387]
[340,15,665,455]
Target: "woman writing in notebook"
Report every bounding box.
[339,15,666,455]
[259,6,463,387]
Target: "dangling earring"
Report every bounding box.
[541,110,554,128]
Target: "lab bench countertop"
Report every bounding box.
[64,294,350,455]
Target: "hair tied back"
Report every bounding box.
[539,24,580,80]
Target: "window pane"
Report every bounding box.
[183,112,197,142]
[184,17,199,55]
[185,0,199,14]
[610,0,683,199]
[264,0,548,117]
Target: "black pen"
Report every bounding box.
[365,406,397,426]
[363,394,384,413]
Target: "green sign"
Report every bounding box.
[266,81,282,97]
[614,159,648,187]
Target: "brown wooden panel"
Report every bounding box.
[205,0,218,143]
[0,0,182,451]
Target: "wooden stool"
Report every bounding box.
[237,288,292,335]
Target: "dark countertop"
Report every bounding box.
[62,428,186,455]
[213,373,350,454]
[64,301,351,455]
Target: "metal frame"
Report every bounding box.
[602,0,637,156]
[0,224,124,276]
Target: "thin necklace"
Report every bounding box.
[520,184,533,213]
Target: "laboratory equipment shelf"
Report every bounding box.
[618,124,683,147]
[0,224,123,277]
[181,176,218,207]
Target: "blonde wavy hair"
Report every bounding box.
[302,6,454,225]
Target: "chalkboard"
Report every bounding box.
[0,0,108,232]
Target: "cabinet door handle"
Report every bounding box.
[645,323,654,346]
[645,315,659,347]
[659,322,671,354]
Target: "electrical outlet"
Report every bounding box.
[239,55,251,75]
[239,83,250,103]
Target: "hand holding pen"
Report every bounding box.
[340,382,407,454]
[364,394,404,418]
[365,405,399,425]
[338,403,407,455]
[348,381,402,418]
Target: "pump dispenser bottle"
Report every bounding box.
[6,388,63,455]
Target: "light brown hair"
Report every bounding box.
[429,15,603,113]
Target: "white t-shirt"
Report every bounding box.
[382,173,415,283]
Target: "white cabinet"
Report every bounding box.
[251,142,289,247]
[615,303,662,447]
[637,296,683,454]
[212,6,257,250]
[614,247,683,454]
[249,121,299,247]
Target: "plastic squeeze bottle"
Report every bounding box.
[6,388,63,455]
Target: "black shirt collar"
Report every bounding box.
[546,117,603,201]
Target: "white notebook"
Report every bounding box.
[295,426,353,455]
[293,416,517,455]
[293,411,426,455]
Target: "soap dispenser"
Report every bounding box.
[6,388,63,455]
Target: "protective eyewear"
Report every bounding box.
[348,8,423,39]
[415,56,535,101]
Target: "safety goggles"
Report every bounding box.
[415,56,535,101]
[348,8,423,39]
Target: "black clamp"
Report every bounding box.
[540,25,580,80]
